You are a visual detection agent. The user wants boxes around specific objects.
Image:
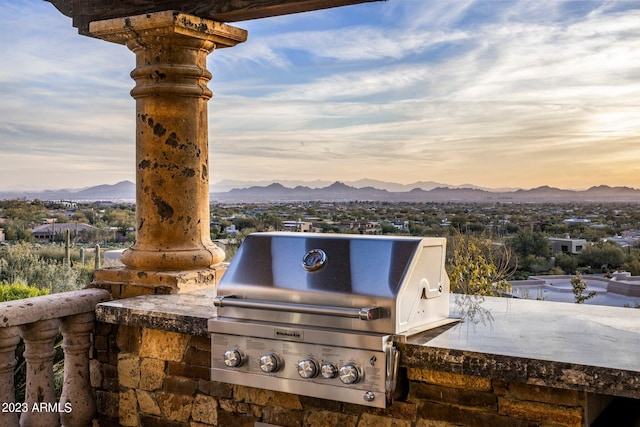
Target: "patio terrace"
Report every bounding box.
[4,1,640,425]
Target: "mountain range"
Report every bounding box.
[211,182,640,203]
[210,178,517,193]
[2,179,638,203]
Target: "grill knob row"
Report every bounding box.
[223,349,361,384]
[298,360,360,384]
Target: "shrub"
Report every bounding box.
[0,243,86,293]
[571,272,596,304]
[0,282,58,403]
[0,282,49,302]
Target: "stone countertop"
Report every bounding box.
[95,288,218,337]
[403,295,640,399]
[95,290,640,398]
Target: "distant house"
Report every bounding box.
[336,221,379,234]
[549,237,586,255]
[605,235,639,249]
[282,220,312,232]
[605,230,640,249]
[562,217,591,225]
[225,224,238,236]
[32,222,97,242]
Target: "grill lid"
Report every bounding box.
[214,232,451,335]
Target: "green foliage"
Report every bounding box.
[223,228,256,262]
[570,272,596,304]
[0,281,60,404]
[546,266,565,275]
[1,199,49,222]
[0,282,49,302]
[576,241,626,272]
[508,230,551,260]
[554,253,579,274]
[380,223,398,235]
[102,207,135,235]
[234,217,257,231]
[621,259,640,276]
[2,221,34,242]
[447,231,514,297]
[521,254,550,274]
[0,243,89,293]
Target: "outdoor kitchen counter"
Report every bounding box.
[95,289,640,399]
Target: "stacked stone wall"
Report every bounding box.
[91,325,597,427]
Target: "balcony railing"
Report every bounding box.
[0,289,111,427]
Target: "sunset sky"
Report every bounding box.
[2,0,640,191]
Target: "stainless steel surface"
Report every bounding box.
[385,341,400,403]
[209,232,454,408]
[215,232,450,334]
[213,296,382,320]
[210,320,391,408]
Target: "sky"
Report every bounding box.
[2,0,640,191]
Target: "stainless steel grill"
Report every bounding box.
[208,232,455,408]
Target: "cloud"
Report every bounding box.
[4,1,640,190]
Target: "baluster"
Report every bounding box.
[59,313,95,427]
[0,327,21,427]
[20,319,61,427]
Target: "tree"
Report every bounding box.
[571,272,596,304]
[554,253,578,274]
[446,231,515,328]
[508,229,551,260]
[102,208,135,236]
[233,217,257,231]
[577,241,626,272]
[521,254,550,274]
[380,223,397,235]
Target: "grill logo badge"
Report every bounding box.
[274,328,304,340]
[302,249,327,272]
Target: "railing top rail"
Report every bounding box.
[0,288,112,328]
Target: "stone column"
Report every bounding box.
[89,11,247,272]
[88,11,246,295]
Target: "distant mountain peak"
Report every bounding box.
[265,182,287,189]
[327,181,352,190]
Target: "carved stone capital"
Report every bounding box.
[89,10,247,49]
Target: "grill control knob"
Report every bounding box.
[259,353,282,373]
[297,359,319,379]
[223,349,244,368]
[339,363,361,384]
[321,363,338,379]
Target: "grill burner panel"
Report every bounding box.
[211,319,392,407]
[209,232,454,408]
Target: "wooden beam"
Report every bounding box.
[46,0,385,35]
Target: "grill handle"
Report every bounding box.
[213,296,383,321]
